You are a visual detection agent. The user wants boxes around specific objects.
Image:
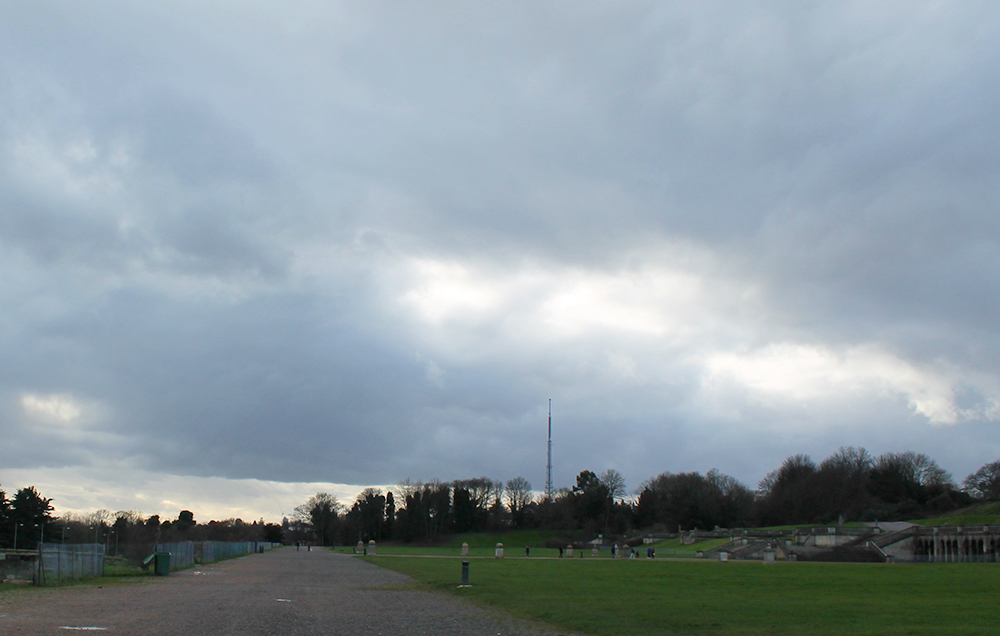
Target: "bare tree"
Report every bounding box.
[909,452,953,487]
[294,493,342,546]
[599,469,627,501]
[454,477,498,511]
[820,446,873,478]
[113,510,145,525]
[396,478,420,501]
[756,469,778,498]
[964,460,1000,500]
[86,509,114,526]
[876,451,953,488]
[504,477,533,515]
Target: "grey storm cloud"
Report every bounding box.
[3,1,1000,516]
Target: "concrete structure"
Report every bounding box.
[695,524,1000,563]
[898,526,1000,563]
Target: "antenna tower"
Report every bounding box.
[545,399,553,501]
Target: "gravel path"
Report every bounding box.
[0,548,572,635]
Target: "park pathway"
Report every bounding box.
[0,548,568,635]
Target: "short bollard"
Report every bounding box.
[368,540,376,556]
[461,561,470,587]
[461,542,469,556]
[495,543,504,558]
[566,544,573,558]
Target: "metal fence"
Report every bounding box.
[38,543,106,584]
[154,542,196,569]
[154,541,280,571]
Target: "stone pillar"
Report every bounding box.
[356,540,364,554]
[495,543,504,559]
[368,540,376,556]
[461,542,469,556]
[566,544,573,558]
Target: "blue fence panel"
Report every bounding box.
[39,543,105,583]
[155,541,277,570]
[155,542,196,570]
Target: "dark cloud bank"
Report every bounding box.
[2,2,1000,513]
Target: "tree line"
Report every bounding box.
[0,484,284,561]
[291,450,1000,545]
[8,449,1000,551]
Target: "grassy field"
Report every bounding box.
[365,555,1000,636]
[913,502,1000,526]
[103,555,150,577]
[645,536,732,557]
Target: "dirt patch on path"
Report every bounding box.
[0,548,572,635]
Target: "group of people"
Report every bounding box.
[611,544,656,559]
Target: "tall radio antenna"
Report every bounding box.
[545,399,553,501]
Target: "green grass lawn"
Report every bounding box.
[103,555,150,577]
[365,555,1000,636]
[646,536,732,556]
[913,502,1000,526]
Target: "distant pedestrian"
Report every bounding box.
[559,546,563,558]
[295,542,300,551]
[651,548,655,559]
[647,547,652,559]
[525,546,530,557]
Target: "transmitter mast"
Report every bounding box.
[545,399,553,501]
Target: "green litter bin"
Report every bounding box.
[154,552,171,576]
[144,552,172,576]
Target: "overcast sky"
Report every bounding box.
[3,1,1000,523]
